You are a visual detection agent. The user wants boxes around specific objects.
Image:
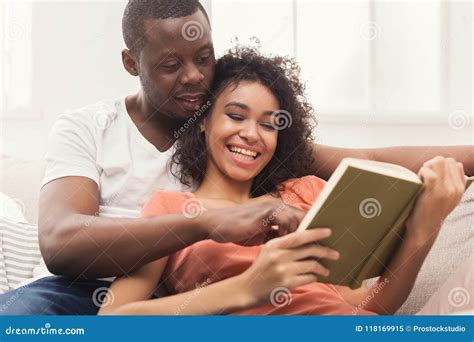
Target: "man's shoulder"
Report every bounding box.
[55,97,125,129]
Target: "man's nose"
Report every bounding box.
[180,63,204,85]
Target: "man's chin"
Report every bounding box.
[174,108,198,121]
[158,105,195,122]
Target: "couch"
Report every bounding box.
[1,155,473,314]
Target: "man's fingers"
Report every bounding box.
[264,227,280,242]
[237,233,266,246]
[264,205,305,236]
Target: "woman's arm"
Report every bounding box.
[97,258,169,315]
[100,273,253,315]
[338,227,438,315]
[310,144,474,180]
[97,256,250,315]
[338,157,467,315]
[99,229,339,315]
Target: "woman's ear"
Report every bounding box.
[199,119,206,133]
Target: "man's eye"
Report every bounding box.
[226,113,244,121]
[197,54,212,63]
[162,63,180,70]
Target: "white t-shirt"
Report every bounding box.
[42,97,191,218]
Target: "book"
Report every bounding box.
[296,158,474,289]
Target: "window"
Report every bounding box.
[209,0,472,124]
[1,0,33,119]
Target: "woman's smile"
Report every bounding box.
[226,144,262,168]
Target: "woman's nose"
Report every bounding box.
[239,123,259,143]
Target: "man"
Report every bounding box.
[0,0,472,315]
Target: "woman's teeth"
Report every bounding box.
[228,146,258,161]
[231,152,254,161]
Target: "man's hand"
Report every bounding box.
[199,198,306,246]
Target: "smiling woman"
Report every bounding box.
[171,46,316,197]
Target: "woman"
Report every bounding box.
[98,47,466,315]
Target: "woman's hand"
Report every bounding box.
[239,228,340,306]
[405,156,466,244]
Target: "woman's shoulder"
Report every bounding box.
[279,175,326,206]
[141,190,194,217]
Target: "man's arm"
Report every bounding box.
[310,144,474,180]
[39,177,207,279]
[39,177,305,279]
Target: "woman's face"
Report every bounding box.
[202,81,279,182]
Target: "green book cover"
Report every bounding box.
[298,158,473,289]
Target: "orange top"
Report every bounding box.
[141,175,376,315]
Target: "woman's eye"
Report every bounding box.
[226,113,244,121]
[261,122,276,130]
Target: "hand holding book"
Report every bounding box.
[405,157,467,245]
[296,156,473,288]
[346,157,469,314]
[240,228,340,306]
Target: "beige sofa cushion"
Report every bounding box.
[1,156,45,224]
[395,186,474,314]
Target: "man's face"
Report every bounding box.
[135,10,215,120]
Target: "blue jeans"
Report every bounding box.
[0,276,110,315]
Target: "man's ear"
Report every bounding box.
[122,49,139,76]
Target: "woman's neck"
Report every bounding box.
[194,163,253,204]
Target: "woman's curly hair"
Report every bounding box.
[170,46,316,198]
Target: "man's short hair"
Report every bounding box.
[122,0,210,56]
